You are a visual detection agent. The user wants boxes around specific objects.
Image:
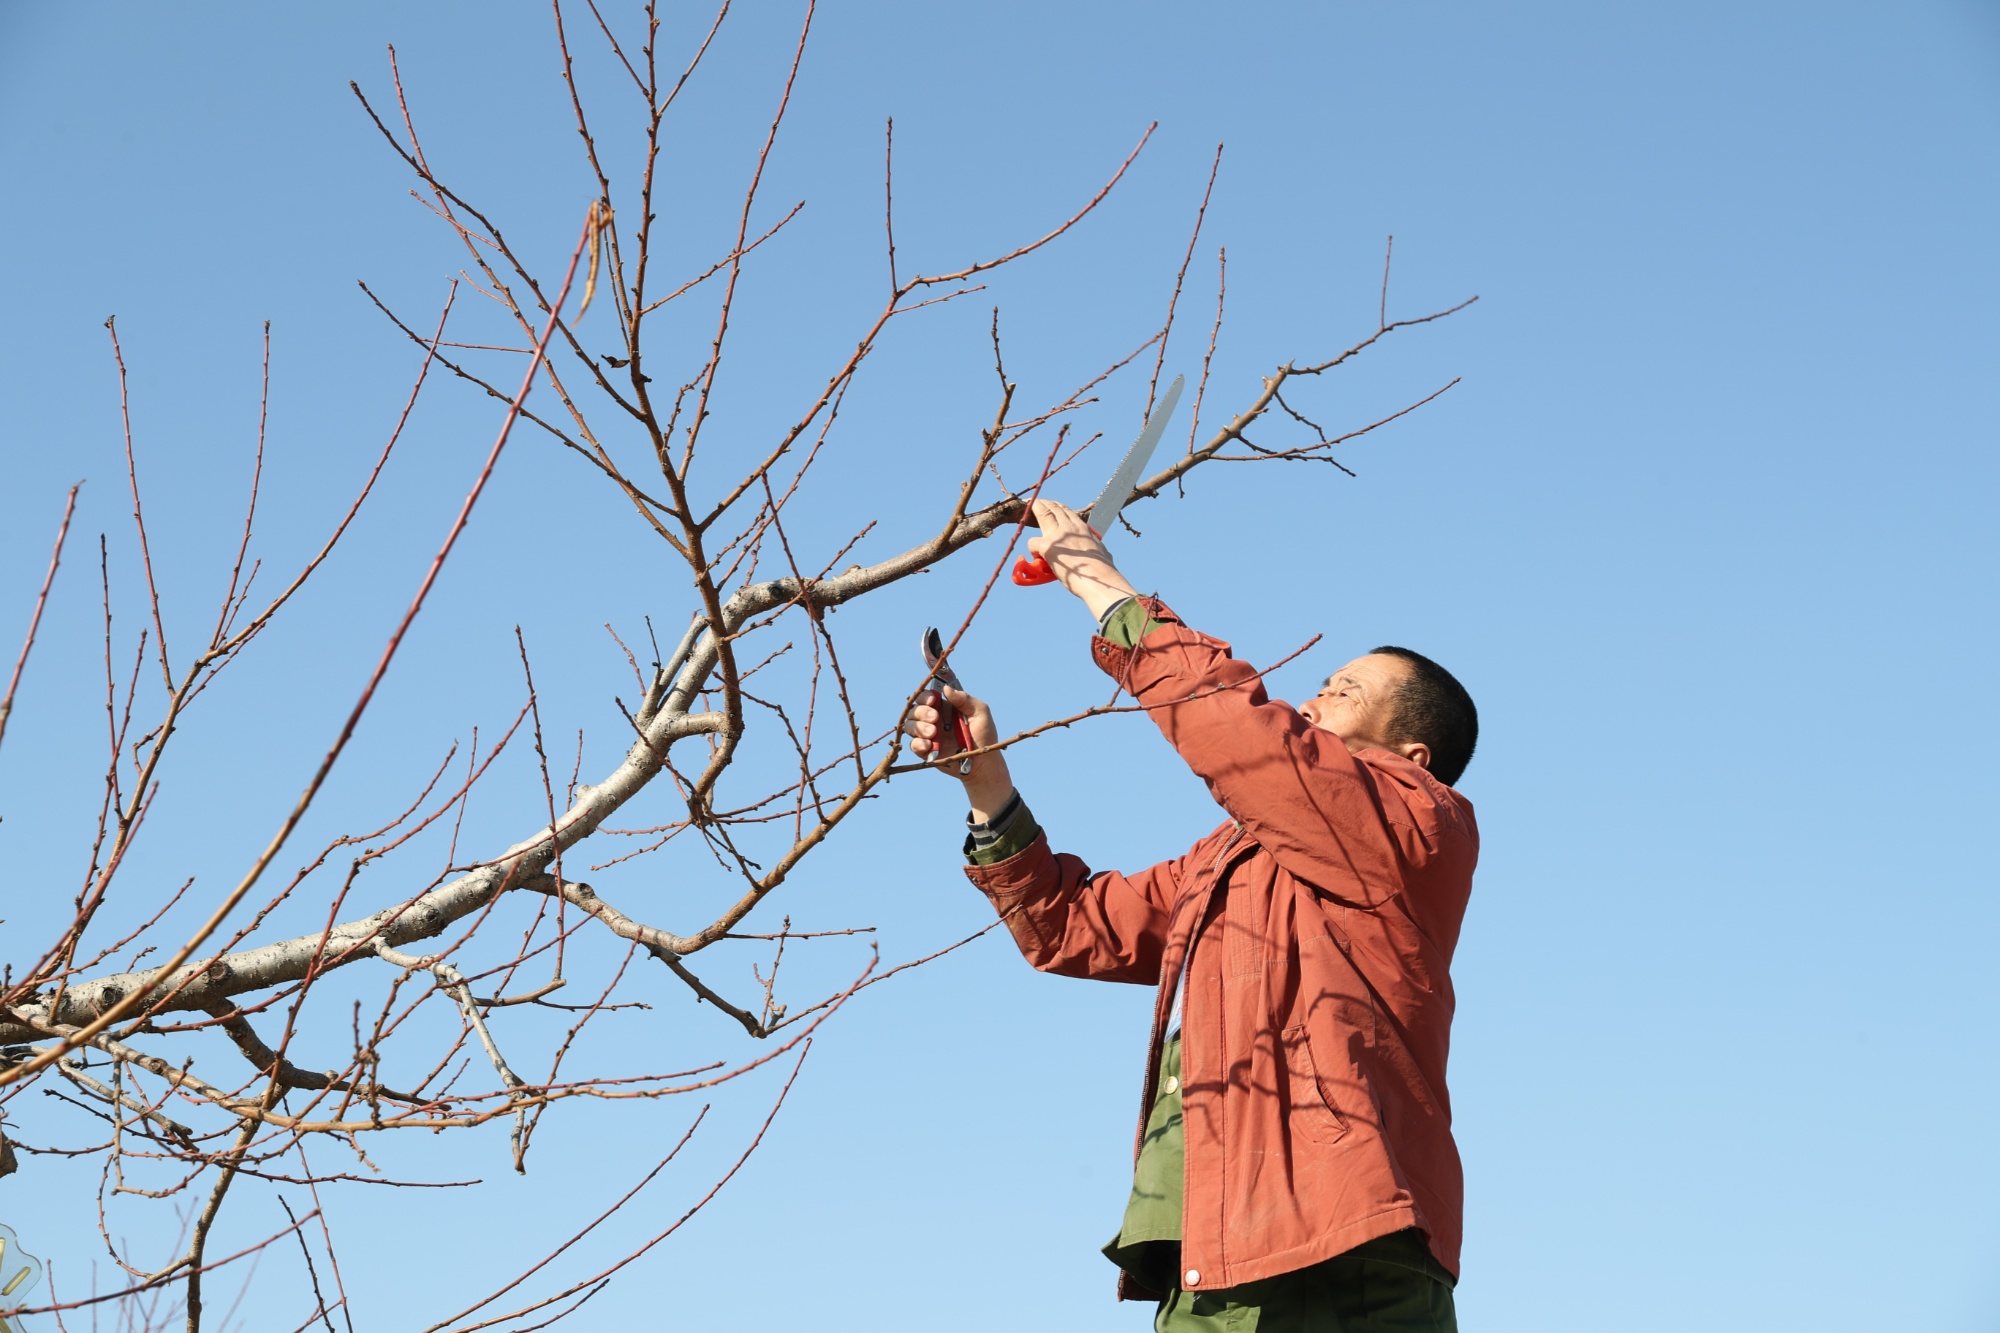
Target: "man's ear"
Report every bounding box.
[1396,740,1432,771]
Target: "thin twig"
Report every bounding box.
[0,481,79,756]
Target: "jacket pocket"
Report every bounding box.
[1281,1024,1349,1145]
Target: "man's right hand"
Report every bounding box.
[1027,499,1141,621]
[903,684,1017,821]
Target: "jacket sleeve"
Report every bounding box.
[1091,598,1434,908]
[963,830,1187,985]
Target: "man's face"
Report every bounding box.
[1299,654,1413,754]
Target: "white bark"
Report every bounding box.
[1,494,1026,1045]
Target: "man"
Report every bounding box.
[904,499,1481,1332]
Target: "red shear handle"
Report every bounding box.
[924,687,979,775]
[1011,553,1059,586]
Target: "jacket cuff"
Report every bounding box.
[963,827,1053,892]
[962,830,1062,962]
[1090,596,1182,688]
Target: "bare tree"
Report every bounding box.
[0,3,1473,1329]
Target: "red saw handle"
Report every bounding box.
[1011,553,1059,586]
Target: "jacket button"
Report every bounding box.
[1184,1269,1201,1287]
[1162,1075,1179,1095]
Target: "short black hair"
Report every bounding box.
[1369,646,1478,787]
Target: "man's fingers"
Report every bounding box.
[901,694,948,758]
[1032,498,1080,532]
[940,685,999,746]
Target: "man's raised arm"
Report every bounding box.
[901,580,1183,984]
[1020,500,1449,907]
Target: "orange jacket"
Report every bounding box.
[964,600,1479,1296]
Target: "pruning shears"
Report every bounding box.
[1011,374,1185,587]
[920,627,976,775]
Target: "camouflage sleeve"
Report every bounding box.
[964,790,1043,866]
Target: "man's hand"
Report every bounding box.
[1028,499,1140,621]
[903,684,1016,821]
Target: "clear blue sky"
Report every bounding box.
[2,3,1996,1329]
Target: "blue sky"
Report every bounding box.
[1,3,1996,1329]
